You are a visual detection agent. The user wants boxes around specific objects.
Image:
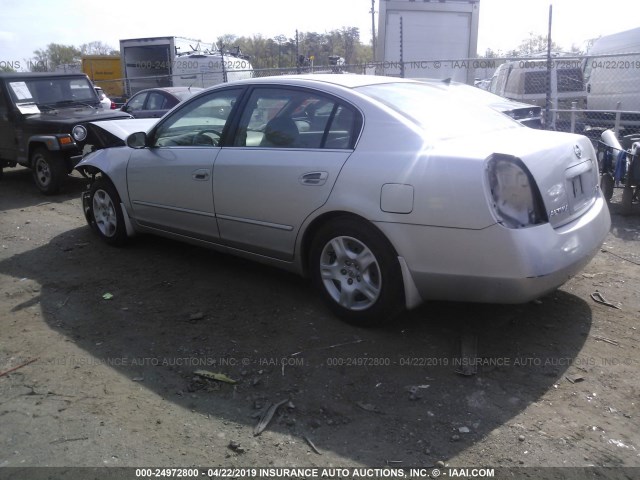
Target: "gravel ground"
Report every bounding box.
[0,168,639,479]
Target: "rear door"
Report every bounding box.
[213,86,361,260]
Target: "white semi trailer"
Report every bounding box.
[376,0,480,84]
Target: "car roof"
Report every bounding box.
[226,73,419,90]
[133,86,204,95]
[0,72,89,80]
[588,27,640,55]
[141,87,203,93]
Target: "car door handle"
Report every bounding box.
[192,169,210,181]
[300,171,328,186]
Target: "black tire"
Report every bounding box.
[621,186,633,216]
[88,178,128,246]
[310,217,405,326]
[31,147,66,195]
[600,174,614,203]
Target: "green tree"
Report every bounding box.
[80,41,117,56]
[30,43,81,71]
[216,27,373,70]
[216,34,238,50]
[516,33,560,56]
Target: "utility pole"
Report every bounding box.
[219,42,227,83]
[399,16,404,78]
[545,4,553,128]
[296,29,300,74]
[370,0,377,61]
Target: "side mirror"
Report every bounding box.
[121,105,131,113]
[126,132,147,149]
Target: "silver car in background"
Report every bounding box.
[77,74,610,326]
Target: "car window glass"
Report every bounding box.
[128,93,147,111]
[152,88,241,148]
[233,88,356,149]
[325,105,357,149]
[493,65,509,95]
[165,96,179,108]
[357,82,517,140]
[557,68,583,92]
[583,59,593,84]
[147,92,168,110]
[523,71,548,95]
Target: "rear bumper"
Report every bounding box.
[378,195,611,306]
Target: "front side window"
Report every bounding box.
[152,88,241,147]
[233,87,359,149]
[127,92,147,111]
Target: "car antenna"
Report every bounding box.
[442,77,452,85]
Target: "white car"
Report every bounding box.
[94,87,114,110]
[77,74,611,325]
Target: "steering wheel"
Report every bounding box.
[192,129,222,146]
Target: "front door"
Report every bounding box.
[127,88,242,242]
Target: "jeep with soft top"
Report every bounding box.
[0,72,132,194]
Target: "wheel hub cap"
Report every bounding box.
[319,236,381,311]
[92,189,118,238]
[35,158,51,186]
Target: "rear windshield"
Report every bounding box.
[355,82,519,140]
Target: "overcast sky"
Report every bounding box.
[1,0,639,66]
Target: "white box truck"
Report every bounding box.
[376,0,480,84]
[120,36,253,96]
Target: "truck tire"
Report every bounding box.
[31,147,66,195]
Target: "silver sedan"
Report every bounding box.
[77,74,611,325]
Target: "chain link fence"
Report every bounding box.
[94,52,640,137]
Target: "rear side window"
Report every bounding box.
[557,69,584,92]
[233,87,360,150]
[523,71,548,95]
[146,92,168,110]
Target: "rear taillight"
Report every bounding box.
[486,154,548,228]
[110,102,116,109]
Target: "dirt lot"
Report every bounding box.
[0,168,639,476]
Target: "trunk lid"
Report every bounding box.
[460,128,600,228]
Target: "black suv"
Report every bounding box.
[0,72,132,194]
